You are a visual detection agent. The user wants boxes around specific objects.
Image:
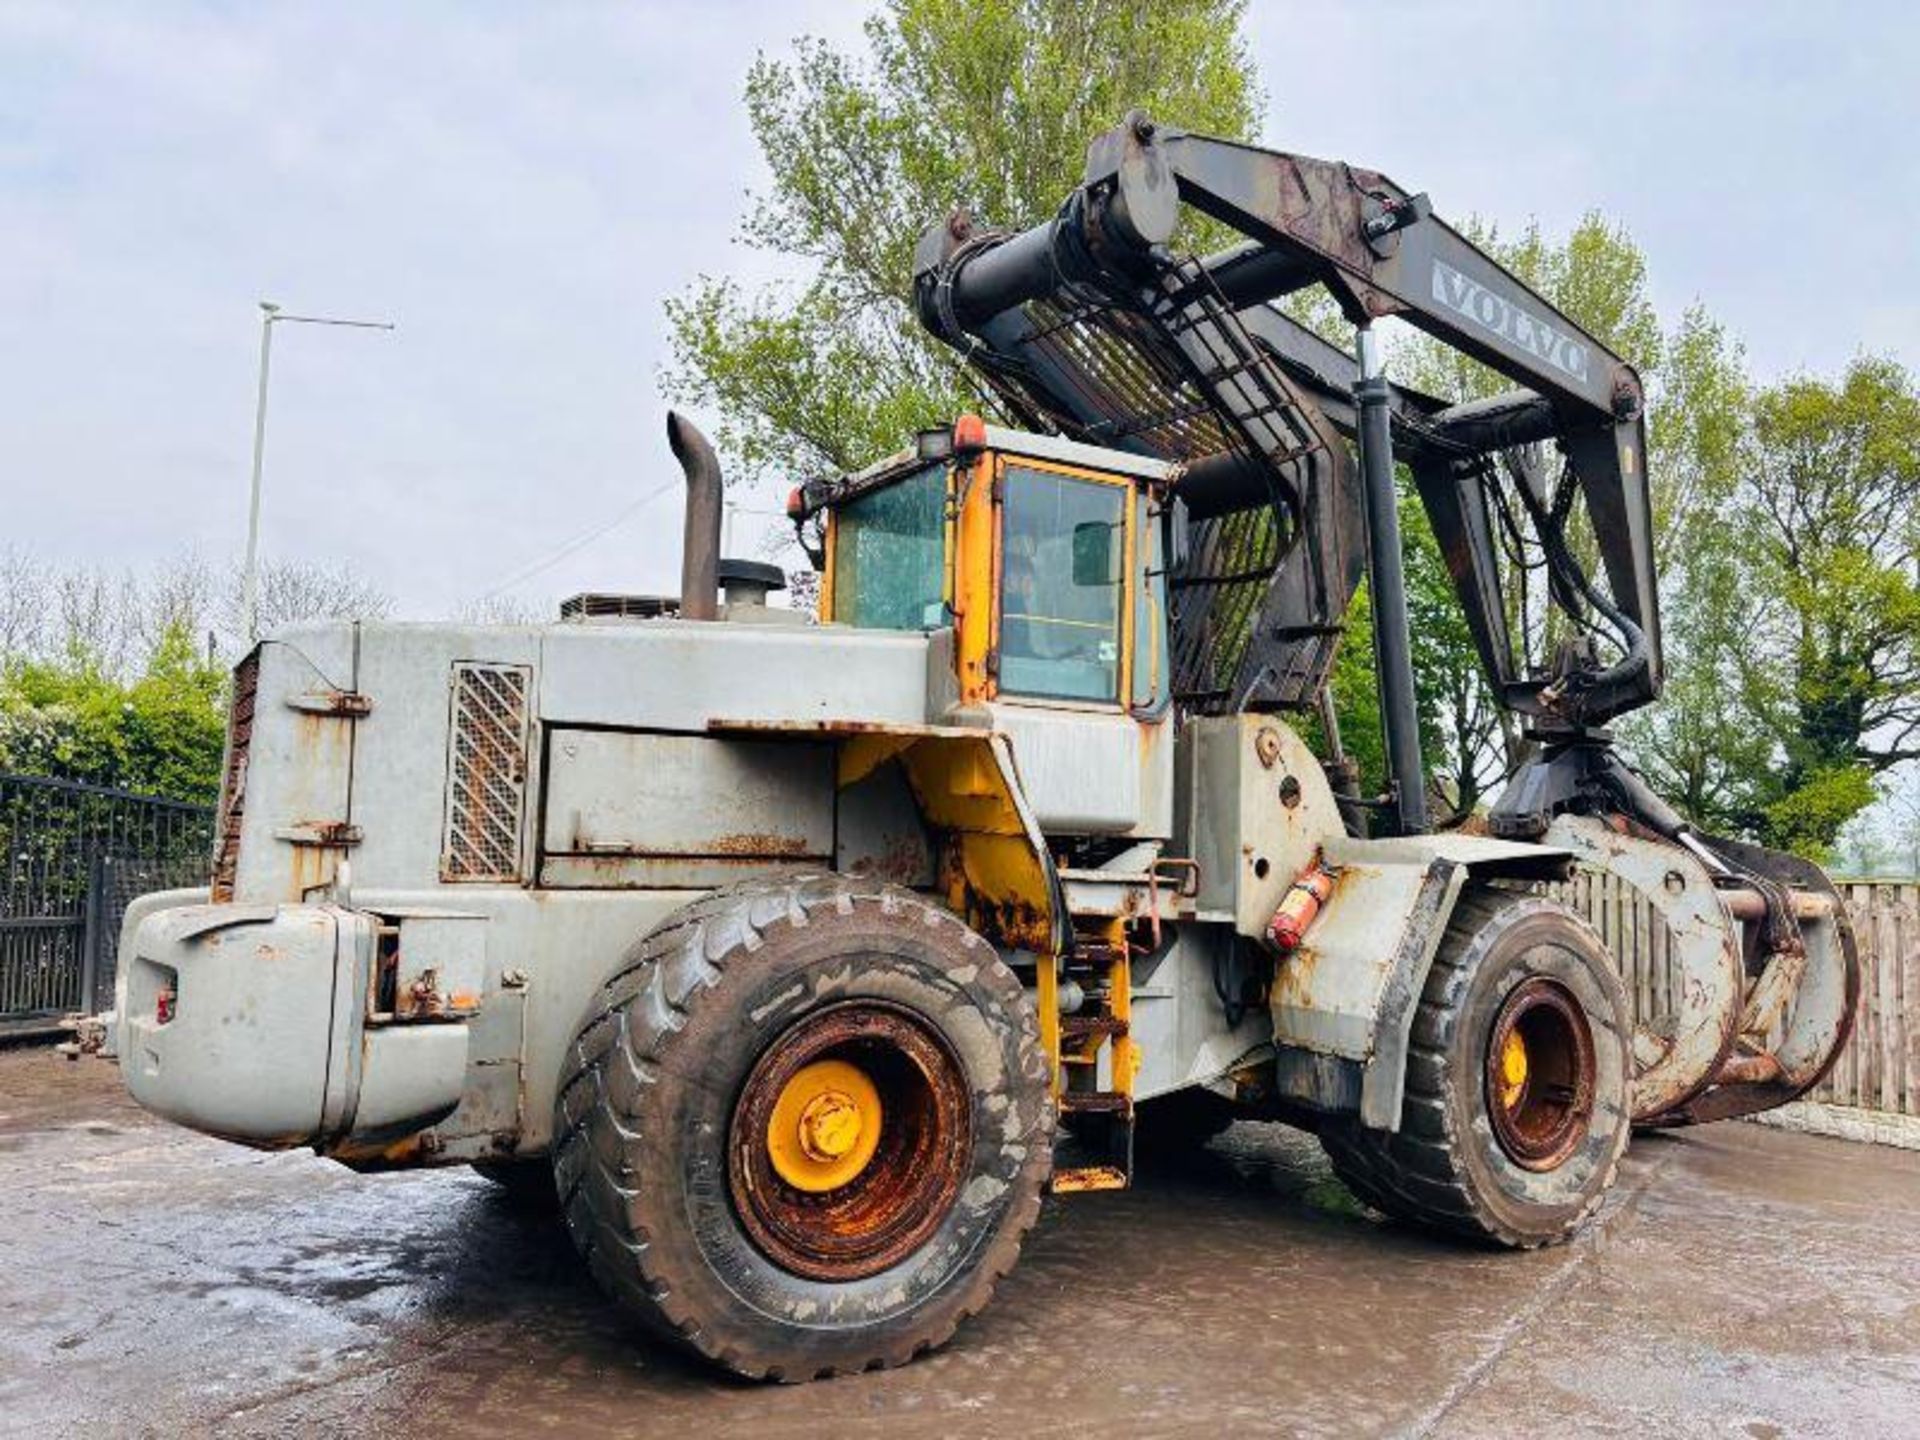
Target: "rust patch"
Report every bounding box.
[1484,977,1597,1172]
[1051,1165,1128,1193]
[394,969,480,1021]
[1271,949,1315,1010]
[978,893,1049,952]
[290,845,318,899]
[708,831,814,858]
[1714,1050,1785,1086]
[210,649,260,903]
[728,1002,971,1283]
[329,1128,445,1170]
[283,819,363,846]
[848,832,929,886]
[1254,726,1282,769]
[286,688,372,718]
[712,716,945,736]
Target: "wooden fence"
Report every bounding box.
[1560,874,1920,1119]
[1817,883,1919,1116]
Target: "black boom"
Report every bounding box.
[914,112,1666,838]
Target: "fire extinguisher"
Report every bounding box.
[1266,857,1337,953]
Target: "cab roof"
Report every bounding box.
[793,421,1179,522]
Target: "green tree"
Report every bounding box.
[665,0,1263,481]
[120,624,229,803]
[1726,357,1920,853]
[0,647,129,787]
[0,622,227,803]
[1620,307,1766,831]
[1634,354,1919,856]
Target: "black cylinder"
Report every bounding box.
[668,411,723,622]
[1355,332,1428,835]
[927,220,1063,329]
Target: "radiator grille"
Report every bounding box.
[442,663,531,882]
[209,648,260,902]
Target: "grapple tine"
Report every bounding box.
[1645,835,1861,1128]
[1546,815,1861,1130]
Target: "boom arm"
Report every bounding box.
[914,114,1662,737]
[908,114,1863,1136]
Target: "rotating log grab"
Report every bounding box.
[913,112,1859,1128]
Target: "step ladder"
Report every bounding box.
[1137,256,1347,714]
[1043,922,1136,1192]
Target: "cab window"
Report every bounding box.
[830,464,948,630]
[999,466,1126,702]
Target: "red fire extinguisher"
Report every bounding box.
[1266,857,1337,953]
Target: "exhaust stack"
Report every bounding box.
[668,411,722,621]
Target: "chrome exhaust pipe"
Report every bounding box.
[668,411,722,621]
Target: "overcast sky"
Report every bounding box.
[3,2,1915,620]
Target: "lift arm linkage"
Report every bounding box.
[914,113,1662,733]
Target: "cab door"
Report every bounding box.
[976,455,1172,838]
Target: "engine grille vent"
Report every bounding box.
[209,648,260,902]
[559,592,679,621]
[442,662,531,882]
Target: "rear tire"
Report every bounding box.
[553,874,1052,1381]
[1320,888,1630,1249]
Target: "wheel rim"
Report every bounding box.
[765,1058,884,1192]
[729,1001,972,1281]
[1484,976,1596,1172]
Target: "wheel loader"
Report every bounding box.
[108,115,1858,1381]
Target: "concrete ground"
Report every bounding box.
[3,1047,1917,1439]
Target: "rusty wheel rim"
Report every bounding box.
[729,1001,972,1282]
[1484,976,1596,1172]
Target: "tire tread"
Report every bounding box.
[1321,887,1626,1250]
[552,872,1050,1379]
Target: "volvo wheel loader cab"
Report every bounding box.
[108,113,1859,1383]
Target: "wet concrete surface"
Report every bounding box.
[3,1046,1917,1439]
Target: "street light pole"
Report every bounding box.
[241,301,395,643]
[241,302,279,647]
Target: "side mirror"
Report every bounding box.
[1071,521,1121,587]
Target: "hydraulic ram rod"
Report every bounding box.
[1354,326,1427,835]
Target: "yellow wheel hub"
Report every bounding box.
[1497,1029,1529,1111]
[765,1059,883,1192]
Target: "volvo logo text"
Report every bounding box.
[1430,259,1590,385]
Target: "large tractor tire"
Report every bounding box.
[554,874,1053,1381]
[1320,889,1631,1249]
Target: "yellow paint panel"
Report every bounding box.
[819,510,837,621]
[837,731,919,788]
[895,735,1055,957]
[953,456,998,703]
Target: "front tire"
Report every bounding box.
[554,874,1052,1381]
[1321,888,1631,1249]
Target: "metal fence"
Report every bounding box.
[1565,869,1920,1119]
[0,773,213,1036]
